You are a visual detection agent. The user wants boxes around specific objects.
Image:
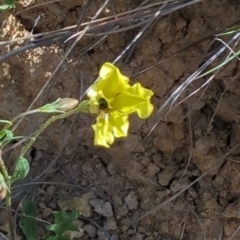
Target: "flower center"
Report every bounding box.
[98,97,108,110]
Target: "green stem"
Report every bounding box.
[3,109,40,131]
[19,102,88,159]
[0,151,15,240]
[5,191,14,240]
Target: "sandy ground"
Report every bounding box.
[1,0,240,239]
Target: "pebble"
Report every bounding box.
[152,154,165,169]
[145,163,160,177]
[42,207,52,219]
[46,185,56,196]
[124,192,138,210]
[170,177,189,192]
[83,224,96,238]
[97,230,109,240]
[69,194,94,217]
[112,195,123,206]
[89,199,113,217]
[114,204,129,219]
[104,217,117,231]
[158,166,177,186]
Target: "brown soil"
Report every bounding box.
[1,0,240,239]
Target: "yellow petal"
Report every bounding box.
[92,116,114,148]
[110,83,154,118]
[109,111,129,137]
[91,62,129,99]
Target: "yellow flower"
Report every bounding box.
[87,62,154,148]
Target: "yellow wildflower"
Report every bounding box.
[87,62,154,148]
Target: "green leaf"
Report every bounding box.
[0,130,15,148]
[39,98,64,113]
[19,200,38,240]
[0,0,15,11]
[0,4,11,11]
[0,130,13,140]
[10,157,30,184]
[46,210,80,240]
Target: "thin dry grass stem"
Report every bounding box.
[0,2,163,46]
[11,0,110,132]
[182,84,208,120]
[113,0,201,64]
[122,0,168,63]
[11,179,137,235]
[180,197,206,240]
[228,225,240,240]
[133,17,240,80]
[75,0,92,32]
[0,205,51,225]
[15,0,67,15]
[0,1,176,46]
[137,141,240,222]
[0,1,202,61]
[64,1,194,43]
[180,98,193,180]
[113,2,168,64]
[58,168,137,234]
[148,32,240,136]
[180,211,189,240]
[215,37,240,62]
[207,87,227,134]
[14,190,31,232]
[0,232,9,240]
[217,226,223,240]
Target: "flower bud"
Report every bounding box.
[0,173,8,200]
[40,98,79,113]
[56,98,79,111]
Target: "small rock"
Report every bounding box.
[155,190,171,202]
[141,157,151,167]
[97,230,109,240]
[90,199,104,214]
[158,166,178,186]
[102,202,113,217]
[57,200,68,211]
[145,163,160,177]
[152,154,165,169]
[68,193,95,217]
[124,192,138,210]
[39,202,46,209]
[170,177,189,192]
[42,208,52,219]
[104,217,117,231]
[46,186,56,196]
[114,204,129,219]
[188,187,198,198]
[135,233,145,240]
[112,195,123,206]
[223,201,240,219]
[107,163,115,175]
[89,199,113,217]
[83,224,96,238]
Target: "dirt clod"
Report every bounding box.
[158,166,178,187]
[2,1,240,239]
[89,199,113,217]
[124,192,138,210]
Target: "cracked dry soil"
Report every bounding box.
[1,0,240,239]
